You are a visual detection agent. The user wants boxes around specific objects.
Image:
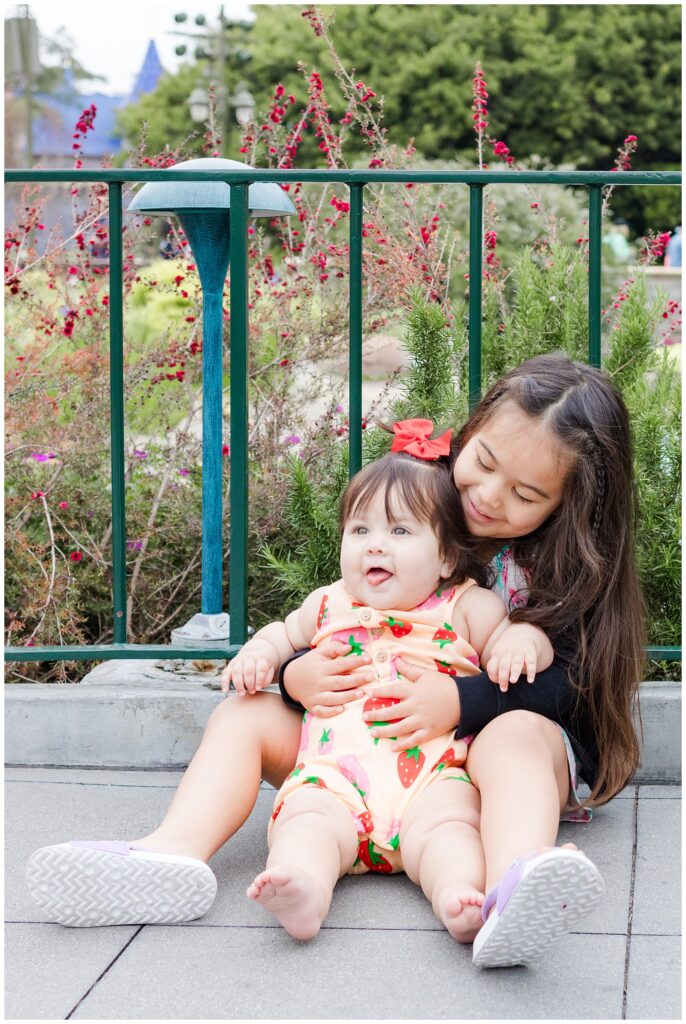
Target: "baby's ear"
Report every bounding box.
[439,553,458,580]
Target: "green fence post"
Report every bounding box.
[108,182,127,642]
[468,185,484,409]
[228,183,249,645]
[588,185,603,368]
[349,183,364,477]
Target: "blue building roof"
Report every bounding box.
[31,41,164,159]
[130,40,165,101]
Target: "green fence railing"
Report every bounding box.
[4,167,682,665]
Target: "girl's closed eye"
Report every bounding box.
[475,452,534,505]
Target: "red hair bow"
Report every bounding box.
[391,419,452,460]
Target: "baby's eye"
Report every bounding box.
[391,526,410,535]
[351,525,368,535]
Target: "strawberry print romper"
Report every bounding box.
[269,578,482,874]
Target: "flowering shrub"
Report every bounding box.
[4,22,680,680]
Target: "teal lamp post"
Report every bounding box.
[128,158,295,645]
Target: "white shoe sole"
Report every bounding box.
[26,844,217,927]
[473,850,605,968]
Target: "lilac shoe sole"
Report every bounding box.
[26,843,217,927]
[473,850,605,968]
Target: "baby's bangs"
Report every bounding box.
[339,455,441,531]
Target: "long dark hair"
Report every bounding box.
[452,353,645,805]
[340,451,489,590]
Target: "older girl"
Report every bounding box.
[26,354,642,967]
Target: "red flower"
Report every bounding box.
[70,551,83,562]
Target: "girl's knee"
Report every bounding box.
[470,711,562,758]
[467,711,567,783]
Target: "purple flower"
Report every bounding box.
[30,452,58,463]
[283,434,301,445]
[335,404,344,413]
[133,449,147,459]
[126,539,143,551]
[178,468,190,476]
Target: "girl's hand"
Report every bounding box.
[485,626,540,692]
[221,640,278,695]
[283,641,376,717]
[360,657,460,751]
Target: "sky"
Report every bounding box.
[10,1,254,96]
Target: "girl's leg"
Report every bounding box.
[136,692,303,861]
[465,710,572,893]
[247,787,358,940]
[400,779,485,943]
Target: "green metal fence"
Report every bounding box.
[4,168,682,665]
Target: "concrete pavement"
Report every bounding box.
[5,768,681,1020]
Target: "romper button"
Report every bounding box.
[375,651,388,663]
[360,609,372,622]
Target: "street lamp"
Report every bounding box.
[187,82,255,140]
[128,158,295,646]
[230,83,254,126]
[188,86,210,124]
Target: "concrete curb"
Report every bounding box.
[4,678,682,781]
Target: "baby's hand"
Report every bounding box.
[221,642,277,695]
[485,625,539,692]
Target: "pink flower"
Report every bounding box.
[59,501,69,510]
[133,449,147,459]
[222,444,230,457]
[31,491,45,499]
[178,468,190,476]
[284,434,301,445]
[624,134,638,143]
[70,551,83,562]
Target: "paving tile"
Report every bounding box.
[4,922,140,1020]
[632,796,681,935]
[70,926,626,1020]
[557,792,634,935]
[638,785,682,800]
[5,773,183,923]
[625,935,682,1019]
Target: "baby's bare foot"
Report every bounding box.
[435,884,485,944]
[247,866,329,940]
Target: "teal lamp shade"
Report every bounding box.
[127,157,296,217]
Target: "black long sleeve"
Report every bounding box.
[454,658,599,789]
[277,648,309,713]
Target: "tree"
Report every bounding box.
[114,5,680,229]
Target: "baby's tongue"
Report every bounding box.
[367,568,392,586]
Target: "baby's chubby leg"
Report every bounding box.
[248,787,358,940]
[400,777,485,944]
